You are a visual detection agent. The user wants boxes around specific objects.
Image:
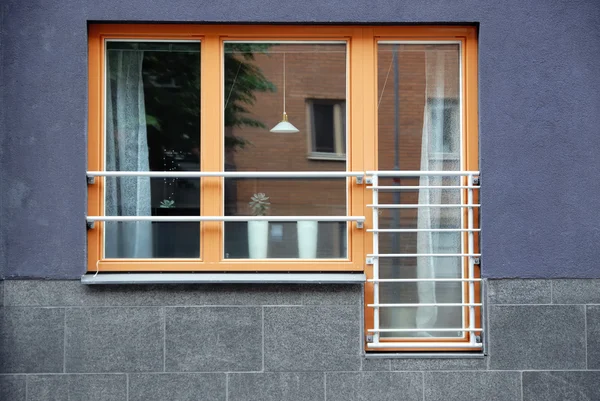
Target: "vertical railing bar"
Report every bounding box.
[467,173,476,345]
[372,173,380,345]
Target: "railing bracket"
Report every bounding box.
[86,221,94,230]
[356,176,364,185]
[87,175,95,185]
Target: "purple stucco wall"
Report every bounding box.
[1,0,599,278]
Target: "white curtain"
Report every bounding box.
[105,49,153,258]
[415,49,461,334]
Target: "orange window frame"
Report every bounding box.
[362,27,480,352]
[86,25,479,314]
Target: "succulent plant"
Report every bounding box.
[249,193,270,216]
[159,199,176,208]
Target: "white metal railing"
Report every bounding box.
[87,170,364,180]
[365,170,482,350]
[86,170,365,228]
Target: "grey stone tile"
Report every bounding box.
[299,284,362,305]
[27,374,127,401]
[327,372,422,401]
[523,371,600,401]
[391,357,487,371]
[0,307,64,373]
[165,307,262,372]
[586,305,600,369]
[129,373,225,401]
[0,375,26,401]
[65,307,164,372]
[229,372,323,401]
[424,371,520,401]
[264,306,361,371]
[4,280,105,306]
[487,279,551,304]
[211,285,302,306]
[104,284,302,306]
[553,279,600,304]
[361,358,390,371]
[0,281,4,306]
[488,305,586,369]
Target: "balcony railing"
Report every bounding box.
[365,170,482,350]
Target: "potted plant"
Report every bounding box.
[248,193,270,258]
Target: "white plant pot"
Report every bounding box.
[297,220,318,259]
[248,220,268,259]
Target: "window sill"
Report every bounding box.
[81,272,366,285]
[307,152,346,161]
[363,352,485,359]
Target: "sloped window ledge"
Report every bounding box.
[81,273,366,285]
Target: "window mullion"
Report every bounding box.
[356,27,377,347]
[200,35,223,263]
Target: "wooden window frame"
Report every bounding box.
[88,28,478,346]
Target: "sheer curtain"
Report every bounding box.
[105,49,153,258]
[415,49,461,334]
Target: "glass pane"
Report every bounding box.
[104,41,201,258]
[376,43,463,336]
[223,42,348,259]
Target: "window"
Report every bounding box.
[428,98,460,157]
[87,25,479,351]
[306,99,346,160]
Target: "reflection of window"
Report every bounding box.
[306,99,346,160]
[428,98,459,157]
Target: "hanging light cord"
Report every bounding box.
[224,61,243,109]
[378,54,394,109]
[283,53,286,114]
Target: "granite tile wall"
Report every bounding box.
[1,279,599,401]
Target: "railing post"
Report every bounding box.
[372,173,380,345]
[467,173,476,345]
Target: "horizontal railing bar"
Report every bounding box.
[87,216,364,222]
[367,342,482,349]
[367,278,482,282]
[87,171,363,178]
[368,253,481,258]
[368,303,482,307]
[367,186,479,190]
[367,204,480,208]
[367,170,479,177]
[368,328,482,332]
[367,228,480,233]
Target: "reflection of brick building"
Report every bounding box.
[226,44,459,221]
[226,44,348,218]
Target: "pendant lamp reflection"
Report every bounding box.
[270,53,299,133]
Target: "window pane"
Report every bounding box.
[223,42,347,259]
[376,43,463,336]
[104,41,201,258]
[313,103,335,153]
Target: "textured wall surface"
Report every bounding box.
[1,0,600,278]
[2,279,600,400]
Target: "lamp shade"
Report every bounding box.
[270,112,299,133]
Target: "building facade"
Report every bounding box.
[2,1,600,400]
